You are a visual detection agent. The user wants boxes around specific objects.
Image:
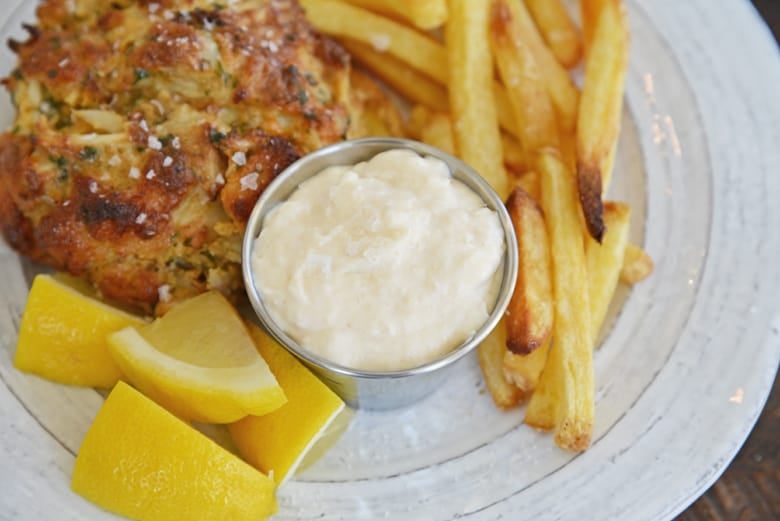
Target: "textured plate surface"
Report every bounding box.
[1,1,779,520]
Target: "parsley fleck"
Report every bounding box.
[134,68,149,82]
[208,129,226,144]
[51,155,69,181]
[79,146,98,161]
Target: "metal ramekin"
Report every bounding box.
[243,138,518,410]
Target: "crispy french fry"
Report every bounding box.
[410,108,523,169]
[525,151,593,451]
[502,133,529,173]
[502,0,580,134]
[478,320,524,409]
[586,202,631,342]
[490,0,560,155]
[341,39,450,112]
[301,0,448,82]
[503,338,550,394]
[508,201,629,396]
[524,0,583,68]
[406,105,429,140]
[340,0,448,30]
[305,1,523,141]
[576,0,628,242]
[505,188,553,354]
[420,112,456,155]
[621,243,654,285]
[446,0,509,199]
[580,0,605,53]
[513,170,541,203]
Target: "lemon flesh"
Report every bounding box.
[107,291,286,423]
[14,274,146,388]
[72,381,277,521]
[229,324,348,484]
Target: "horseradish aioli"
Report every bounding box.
[252,149,504,371]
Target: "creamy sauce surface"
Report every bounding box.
[252,149,504,371]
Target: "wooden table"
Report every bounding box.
[677,3,779,519]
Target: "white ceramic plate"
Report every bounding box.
[1,1,779,520]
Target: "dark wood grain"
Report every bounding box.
[677,374,780,520]
[677,5,780,520]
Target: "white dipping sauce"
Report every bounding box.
[252,149,505,371]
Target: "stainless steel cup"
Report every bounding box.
[243,138,518,410]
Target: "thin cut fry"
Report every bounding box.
[586,202,631,342]
[621,243,654,285]
[340,0,448,30]
[341,40,449,112]
[508,201,629,396]
[524,0,583,68]
[478,320,524,409]
[446,0,509,199]
[301,0,448,82]
[580,0,606,52]
[502,133,529,173]
[525,151,593,451]
[420,112,456,155]
[512,170,540,204]
[576,0,629,242]
[490,0,560,154]
[409,108,524,170]
[503,338,550,394]
[505,188,553,354]
[503,0,580,133]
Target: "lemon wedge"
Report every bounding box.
[72,381,277,521]
[107,291,286,423]
[14,274,146,388]
[229,324,349,484]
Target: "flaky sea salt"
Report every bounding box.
[158,284,171,303]
[232,151,247,166]
[240,172,259,191]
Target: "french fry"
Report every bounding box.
[505,188,553,354]
[576,0,629,242]
[341,39,449,112]
[503,339,550,394]
[419,111,456,155]
[502,0,580,134]
[490,0,560,155]
[524,0,583,68]
[512,170,541,203]
[301,0,448,82]
[304,2,524,141]
[586,202,631,342]
[502,133,529,173]
[509,201,629,397]
[340,0,448,30]
[406,105,430,140]
[621,243,654,285]
[410,108,524,170]
[446,0,509,199]
[478,320,524,409]
[580,0,605,53]
[525,151,594,451]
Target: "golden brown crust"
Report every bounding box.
[0,0,363,314]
